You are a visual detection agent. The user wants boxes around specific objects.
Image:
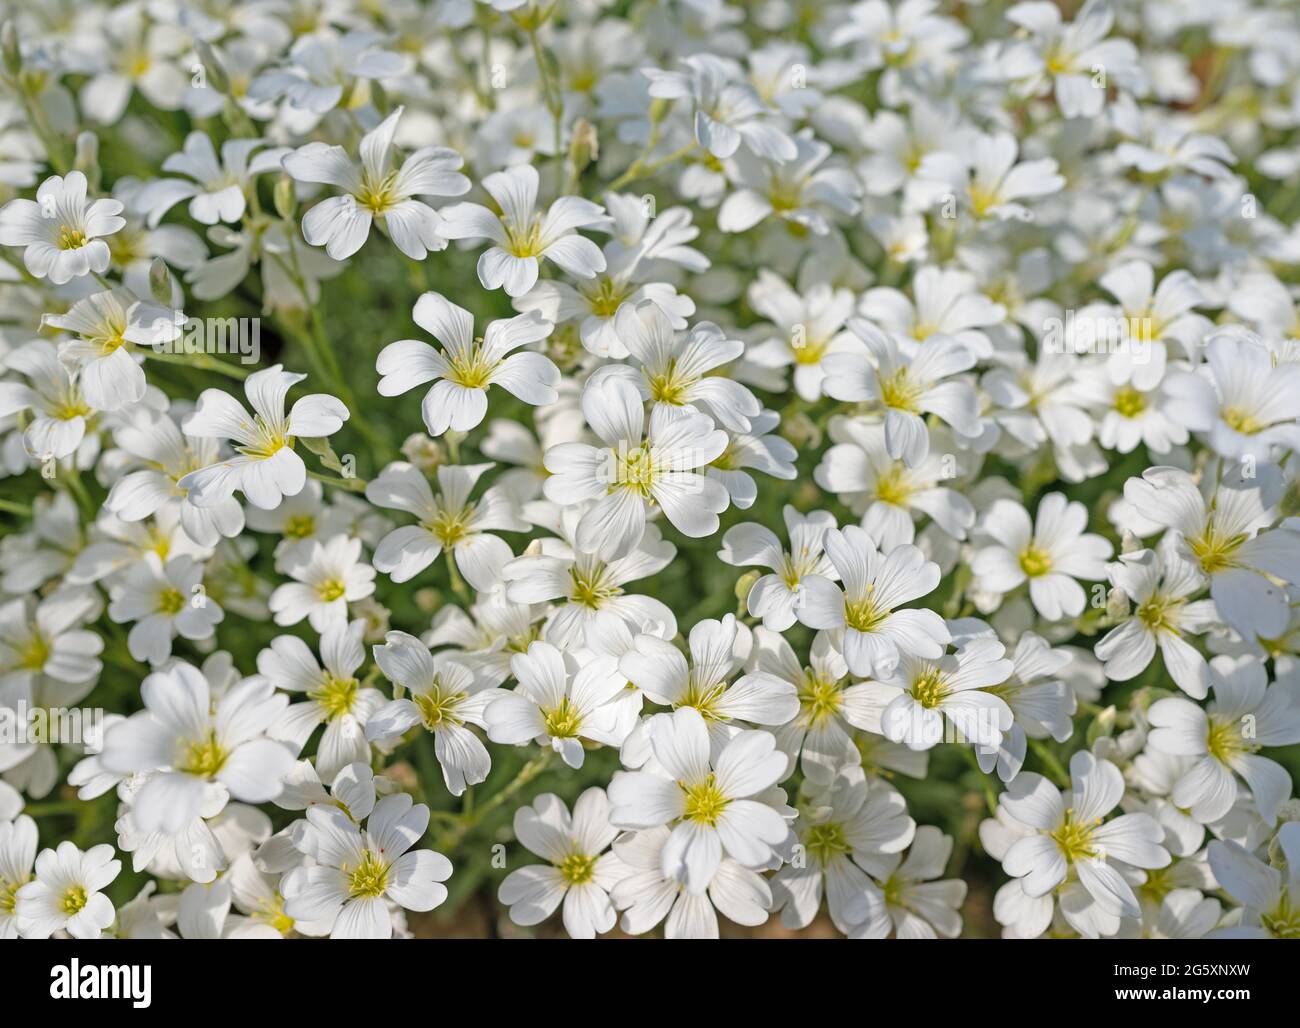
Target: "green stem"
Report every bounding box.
[0,498,31,515]
[1029,739,1071,788]
[433,749,555,852]
[306,467,368,492]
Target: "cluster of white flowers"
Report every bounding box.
[0,0,1298,942]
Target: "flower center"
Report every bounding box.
[612,444,657,497]
[878,367,924,412]
[347,850,390,899]
[447,343,496,389]
[681,774,729,827]
[58,225,87,250]
[844,589,889,633]
[310,674,360,720]
[586,277,629,318]
[646,358,693,406]
[1262,892,1300,939]
[236,414,291,460]
[357,169,402,214]
[17,632,51,670]
[569,565,620,609]
[428,504,475,546]
[0,875,29,914]
[60,884,89,915]
[910,665,950,709]
[1113,385,1146,418]
[414,686,467,729]
[157,587,186,615]
[1221,406,1263,434]
[505,216,545,258]
[874,463,915,506]
[1206,714,1252,764]
[557,852,597,885]
[1019,544,1053,577]
[1188,522,1244,575]
[285,514,316,539]
[542,697,582,738]
[1050,810,1099,863]
[180,732,228,777]
[798,669,843,724]
[804,820,851,865]
[317,578,347,602]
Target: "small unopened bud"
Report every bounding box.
[74,132,100,191]
[273,173,296,222]
[568,118,598,178]
[148,258,172,304]
[400,432,447,471]
[779,411,821,450]
[734,569,761,604]
[1,22,20,78]
[1086,705,1116,747]
[415,588,443,615]
[1105,587,1131,621]
[194,39,230,95]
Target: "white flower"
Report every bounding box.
[259,620,384,783]
[610,824,772,938]
[283,107,470,260]
[268,535,376,631]
[0,591,102,695]
[821,319,980,467]
[1163,330,1300,463]
[282,793,451,939]
[140,133,290,227]
[504,512,677,649]
[854,636,1014,752]
[744,271,859,401]
[498,789,624,938]
[1206,822,1300,938]
[717,133,860,235]
[365,461,525,588]
[1004,0,1143,118]
[0,814,37,938]
[592,301,760,432]
[996,752,1169,930]
[814,417,975,550]
[848,826,967,939]
[439,165,610,297]
[248,30,403,115]
[543,376,730,561]
[970,492,1113,621]
[42,289,176,412]
[620,615,799,757]
[107,554,224,665]
[772,772,915,934]
[719,506,838,632]
[366,631,501,796]
[105,408,246,548]
[0,171,124,284]
[485,640,629,768]
[918,131,1065,221]
[376,291,557,436]
[608,706,789,893]
[1122,466,1300,639]
[859,264,1006,360]
[0,339,93,461]
[15,841,120,939]
[643,54,797,162]
[794,525,949,678]
[179,364,350,511]
[99,661,295,834]
[1147,655,1300,825]
[1095,547,1218,698]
